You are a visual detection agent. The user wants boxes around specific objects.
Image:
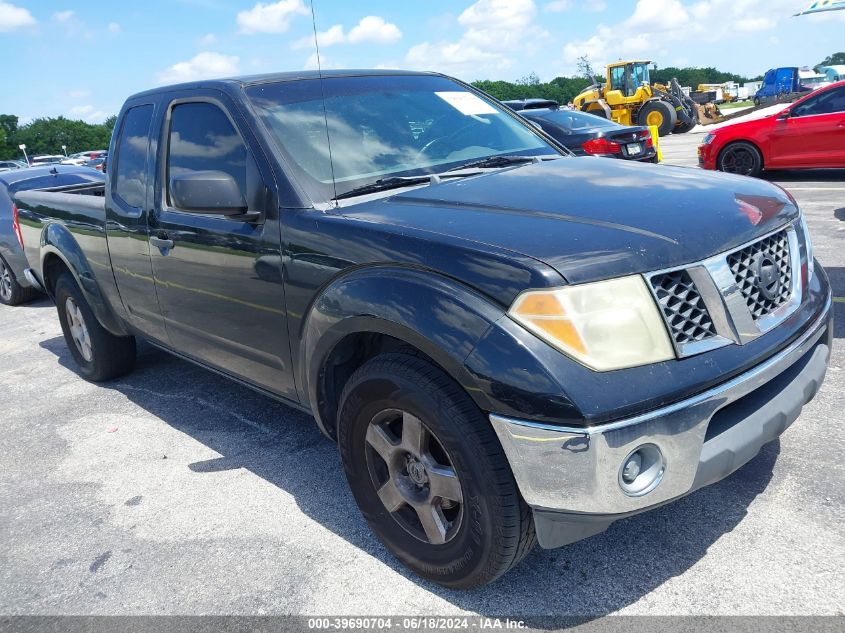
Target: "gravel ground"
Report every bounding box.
[1,137,843,618]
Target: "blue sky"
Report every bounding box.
[0,0,843,124]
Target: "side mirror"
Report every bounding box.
[170,170,248,216]
[777,109,791,120]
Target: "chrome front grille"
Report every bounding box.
[727,230,792,320]
[645,224,802,358]
[650,270,717,345]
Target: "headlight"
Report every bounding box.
[799,214,815,281]
[702,133,716,145]
[509,276,675,371]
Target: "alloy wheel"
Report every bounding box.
[65,297,93,362]
[721,146,757,175]
[0,261,11,302]
[364,408,464,545]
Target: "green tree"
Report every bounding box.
[651,66,754,88]
[816,52,845,68]
[11,116,113,156]
[0,114,19,160]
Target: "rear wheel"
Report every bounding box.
[638,101,677,137]
[54,273,136,381]
[0,255,38,306]
[717,141,763,177]
[338,352,535,588]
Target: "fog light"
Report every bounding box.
[621,452,642,483]
[618,444,665,497]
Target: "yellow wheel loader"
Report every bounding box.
[573,60,699,136]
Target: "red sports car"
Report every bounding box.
[698,80,845,177]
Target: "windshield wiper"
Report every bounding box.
[445,154,558,172]
[332,176,433,201]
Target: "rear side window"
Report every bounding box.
[167,102,249,206]
[114,105,153,208]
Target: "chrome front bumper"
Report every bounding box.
[491,296,832,544]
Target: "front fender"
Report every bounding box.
[41,223,129,337]
[300,266,506,433]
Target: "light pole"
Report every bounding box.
[61,145,67,156]
[18,143,28,165]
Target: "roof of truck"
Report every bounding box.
[128,69,439,100]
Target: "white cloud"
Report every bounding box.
[156,52,240,85]
[584,0,607,11]
[559,0,787,75]
[543,0,572,12]
[236,0,308,35]
[347,16,402,44]
[197,33,217,46]
[53,10,74,22]
[107,22,121,34]
[625,0,688,31]
[734,17,776,31]
[292,24,345,50]
[405,0,542,78]
[68,105,109,124]
[303,52,337,71]
[0,1,35,31]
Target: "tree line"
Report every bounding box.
[472,66,762,105]
[0,115,116,161]
[473,53,844,104]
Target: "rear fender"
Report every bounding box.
[40,223,129,337]
[300,266,505,435]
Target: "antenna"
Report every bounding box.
[310,0,337,203]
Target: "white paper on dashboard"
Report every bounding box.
[434,91,498,115]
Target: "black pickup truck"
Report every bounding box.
[14,70,832,588]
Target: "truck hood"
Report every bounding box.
[339,157,798,284]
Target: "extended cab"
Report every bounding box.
[14,71,832,588]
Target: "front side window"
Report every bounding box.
[610,67,626,92]
[246,74,557,202]
[114,105,153,208]
[792,87,845,117]
[167,102,250,206]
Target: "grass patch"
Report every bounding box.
[719,100,753,110]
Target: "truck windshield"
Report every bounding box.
[246,74,560,202]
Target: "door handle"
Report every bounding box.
[150,235,174,252]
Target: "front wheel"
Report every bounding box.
[717,141,763,177]
[54,273,136,381]
[637,101,677,137]
[338,353,535,588]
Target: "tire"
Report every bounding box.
[717,141,763,178]
[753,96,761,107]
[54,272,136,381]
[638,100,677,137]
[338,352,536,588]
[0,255,38,306]
[673,121,695,134]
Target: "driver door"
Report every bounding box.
[149,94,296,399]
[769,86,845,168]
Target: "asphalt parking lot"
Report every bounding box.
[1,137,843,618]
